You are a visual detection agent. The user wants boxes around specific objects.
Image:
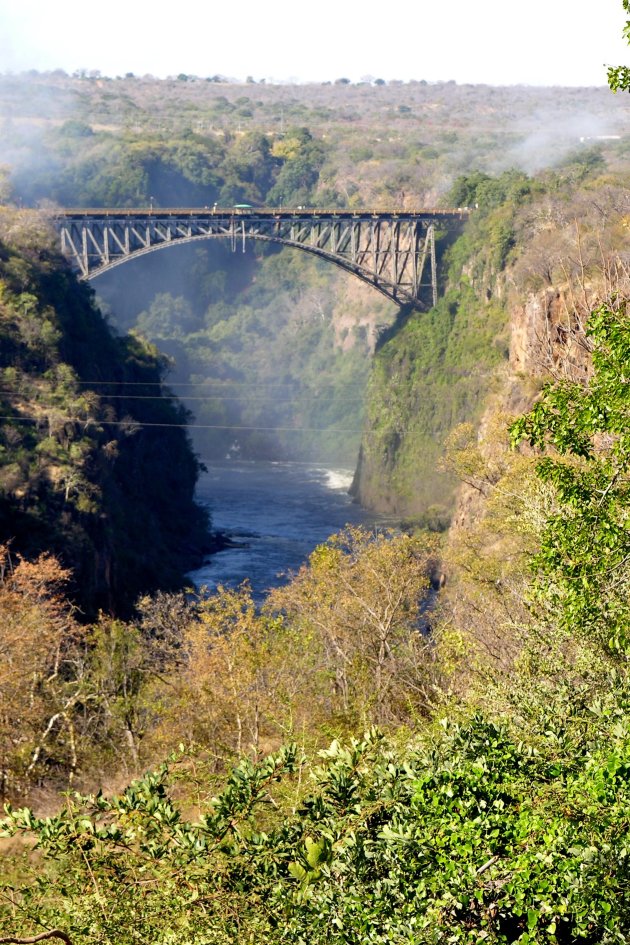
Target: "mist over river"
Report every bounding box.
[189,460,381,601]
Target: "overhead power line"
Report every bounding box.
[0,390,364,406]
[69,378,366,386]
[0,416,364,434]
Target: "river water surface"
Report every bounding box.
[189,460,379,601]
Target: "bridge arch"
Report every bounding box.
[55,207,468,308]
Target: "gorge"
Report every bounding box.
[3,67,630,944]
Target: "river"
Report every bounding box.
[189,460,379,601]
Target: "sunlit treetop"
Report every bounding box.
[607,0,630,91]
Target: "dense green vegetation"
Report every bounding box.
[0,209,210,616]
[7,706,630,945]
[511,302,630,653]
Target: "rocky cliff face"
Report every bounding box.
[352,226,606,526]
[350,283,509,525]
[510,287,592,383]
[447,280,603,535]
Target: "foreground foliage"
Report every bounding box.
[607,0,630,92]
[3,696,630,944]
[511,302,630,655]
[0,526,443,800]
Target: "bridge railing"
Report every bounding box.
[57,206,471,220]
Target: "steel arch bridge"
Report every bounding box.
[54,207,469,307]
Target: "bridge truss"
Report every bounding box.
[55,207,467,307]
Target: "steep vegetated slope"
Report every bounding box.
[0,209,210,616]
[354,156,630,521]
[351,284,508,522]
[437,174,630,675]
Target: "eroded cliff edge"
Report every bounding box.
[351,166,626,527]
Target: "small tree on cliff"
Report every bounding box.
[510,301,630,656]
[607,0,630,91]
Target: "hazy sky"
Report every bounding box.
[0,0,629,87]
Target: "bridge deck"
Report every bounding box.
[57,206,469,221]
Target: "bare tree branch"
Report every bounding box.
[0,931,72,945]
